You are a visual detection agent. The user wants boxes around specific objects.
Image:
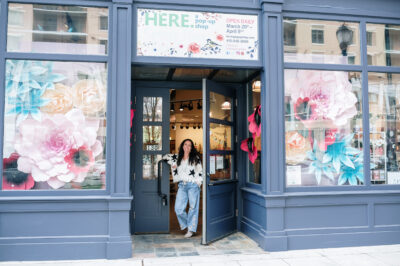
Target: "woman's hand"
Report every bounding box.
[172,165,177,170]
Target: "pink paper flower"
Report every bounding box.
[216,34,224,41]
[188,43,200,54]
[248,105,261,137]
[240,137,258,164]
[287,70,357,127]
[64,146,94,175]
[14,108,103,189]
[2,153,35,190]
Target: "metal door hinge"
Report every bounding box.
[235,209,238,217]
[236,171,238,179]
[134,96,136,105]
[235,99,238,106]
[134,134,136,142]
[235,136,238,143]
[133,211,136,219]
[133,173,136,181]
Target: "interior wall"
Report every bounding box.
[174,127,203,153]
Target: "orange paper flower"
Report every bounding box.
[285,131,311,165]
[73,79,106,116]
[41,84,73,114]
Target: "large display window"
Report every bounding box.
[284,17,400,188]
[2,3,109,191]
[284,70,363,186]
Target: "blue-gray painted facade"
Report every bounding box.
[0,0,400,261]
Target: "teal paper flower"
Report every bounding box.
[6,60,47,98]
[7,90,50,124]
[338,154,364,185]
[5,60,65,98]
[322,134,360,173]
[5,60,65,123]
[307,141,336,184]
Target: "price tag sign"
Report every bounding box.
[286,165,302,186]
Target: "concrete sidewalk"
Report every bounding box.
[1,244,400,266]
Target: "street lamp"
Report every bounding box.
[336,24,353,56]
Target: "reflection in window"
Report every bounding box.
[366,24,400,67]
[369,73,400,184]
[311,28,324,44]
[285,70,363,186]
[3,60,107,190]
[284,19,296,46]
[143,126,162,151]
[143,155,162,180]
[7,3,108,55]
[367,31,374,46]
[8,9,24,26]
[284,18,360,64]
[143,97,162,122]
[210,123,231,150]
[99,15,108,30]
[210,92,231,121]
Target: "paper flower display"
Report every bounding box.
[5,60,65,98]
[307,142,336,184]
[7,89,50,124]
[322,134,360,173]
[73,79,106,116]
[241,105,261,164]
[241,137,258,164]
[5,60,65,124]
[40,83,73,114]
[338,154,364,185]
[2,153,35,190]
[285,131,311,165]
[14,108,103,189]
[288,70,358,128]
[248,105,261,137]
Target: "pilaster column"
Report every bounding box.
[260,0,287,251]
[110,0,132,196]
[260,0,285,195]
[107,0,133,259]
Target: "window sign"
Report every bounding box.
[137,9,258,60]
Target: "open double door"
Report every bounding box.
[132,79,237,244]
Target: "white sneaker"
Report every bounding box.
[184,231,194,238]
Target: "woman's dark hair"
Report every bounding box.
[177,139,201,166]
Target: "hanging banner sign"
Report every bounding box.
[137,9,258,60]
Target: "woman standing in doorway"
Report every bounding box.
[163,139,202,238]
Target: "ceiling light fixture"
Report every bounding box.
[188,101,194,111]
[221,100,231,110]
[252,80,261,92]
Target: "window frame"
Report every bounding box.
[0,0,113,196]
[282,13,400,193]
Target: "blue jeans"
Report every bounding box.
[175,182,200,232]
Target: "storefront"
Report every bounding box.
[0,0,399,261]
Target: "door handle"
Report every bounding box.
[157,159,169,207]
